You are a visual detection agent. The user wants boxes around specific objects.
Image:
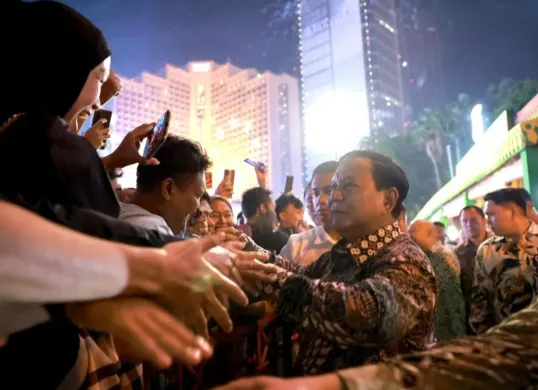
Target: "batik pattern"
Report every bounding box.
[470,222,538,334]
[257,223,438,375]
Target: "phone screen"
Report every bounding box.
[230,169,236,188]
[244,158,267,172]
[143,110,171,158]
[285,175,294,193]
[223,169,235,198]
[205,172,213,189]
[92,109,112,128]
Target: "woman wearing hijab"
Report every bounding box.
[0,2,252,389]
[0,0,120,215]
[0,2,153,388]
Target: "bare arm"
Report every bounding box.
[0,201,160,303]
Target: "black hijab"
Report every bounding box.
[0,0,119,217]
[0,4,118,387]
[1,0,111,123]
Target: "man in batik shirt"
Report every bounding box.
[240,151,438,375]
[470,188,538,334]
[409,220,466,341]
[454,205,489,333]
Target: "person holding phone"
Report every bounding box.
[120,135,212,236]
[215,169,235,199]
[0,2,253,388]
[67,70,121,136]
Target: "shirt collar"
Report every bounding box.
[339,222,401,263]
[492,221,538,247]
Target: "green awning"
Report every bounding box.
[415,124,526,220]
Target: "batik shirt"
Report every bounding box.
[454,239,481,312]
[256,222,438,375]
[454,236,490,334]
[470,222,538,335]
[426,250,466,341]
[337,296,538,390]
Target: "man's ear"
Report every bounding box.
[161,178,175,201]
[384,187,399,215]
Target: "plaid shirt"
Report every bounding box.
[58,329,143,390]
[257,222,438,375]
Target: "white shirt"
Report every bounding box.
[279,226,338,266]
[119,203,174,235]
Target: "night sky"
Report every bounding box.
[62,0,538,104]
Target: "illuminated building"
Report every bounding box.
[398,0,447,115]
[112,61,302,196]
[297,0,406,178]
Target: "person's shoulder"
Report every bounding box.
[388,234,431,264]
[477,235,498,253]
[289,227,317,242]
[454,240,467,253]
[274,228,290,243]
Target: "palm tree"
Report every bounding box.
[487,79,538,121]
[445,93,474,159]
[410,108,451,189]
[360,133,439,219]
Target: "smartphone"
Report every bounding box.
[205,171,213,189]
[230,169,236,189]
[92,109,112,150]
[223,169,235,198]
[143,110,171,158]
[244,158,267,172]
[284,175,294,193]
[92,109,112,127]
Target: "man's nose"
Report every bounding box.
[92,99,101,111]
[330,189,343,202]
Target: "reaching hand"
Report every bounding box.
[296,220,311,233]
[84,118,110,149]
[106,123,159,170]
[157,235,250,334]
[224,245,279,295]
[214,227,247,243]
[100,70,122,106]
[255,166,267,189]
[204,241,276,296]
[215,178,233,198]
[66,298,213,369]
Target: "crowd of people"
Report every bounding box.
[2,1,538,389]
